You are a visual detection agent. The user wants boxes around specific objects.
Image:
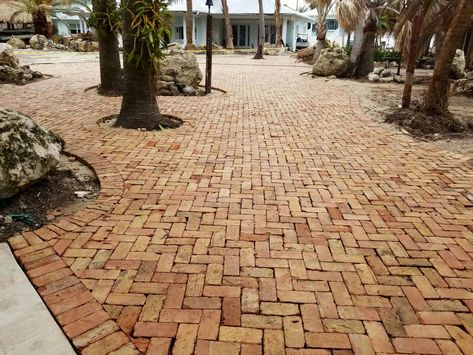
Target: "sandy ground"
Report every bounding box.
[331,73,473,159]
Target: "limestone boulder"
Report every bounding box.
[312,47,349,78]
[0,44,19,69]
[159,49,202,87]
[0,108,64,199]
[157,49,203,95]
[7,37,26,49]
[30,35,48,50]
[450,49,465,79]
[297,47,315,63]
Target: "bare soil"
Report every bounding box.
[0,154,99,242]
[331,73,473,157]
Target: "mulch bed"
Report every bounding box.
[0,167,99,242]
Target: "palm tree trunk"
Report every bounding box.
[423,0,473,115]
[116,0,177,130]
[346,32,351,49]
[352,16,376,78]
[275,0,283,47]
[313,18,327,62]
[254,0,264,59]
[222,0,233,49]
[92,0,122,95]
[402,10,423,108]
[185,0,195,49]
[32,10,52,38]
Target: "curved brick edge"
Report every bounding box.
[7,145,142,354]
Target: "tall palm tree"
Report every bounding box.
[115,0,179,130]
[423,0,473,115]
[185,0,194,49]
[254,0,264,59]
[9,0,54,37]
[90,0,122,95]
[222,0,233,49]
[275,0,283,46]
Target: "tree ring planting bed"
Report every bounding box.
[97,114,184,131]
[0,153,99,242]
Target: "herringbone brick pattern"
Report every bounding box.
[2,55,473,354]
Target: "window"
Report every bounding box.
[264,25,276,44]
[327,19,339,31]
[307,22,311,30]
[68,23,81,34]
[312,23,316,33]
[175,26,184,40]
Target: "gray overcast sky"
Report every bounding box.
[283,0,306,10]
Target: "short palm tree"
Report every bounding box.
[115,0,179,130]
[9,0,54,37]
[89,0,122,95]
[306,0,365,62]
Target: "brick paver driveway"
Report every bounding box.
[2,54,473,354]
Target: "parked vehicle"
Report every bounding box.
[296,33,309,50]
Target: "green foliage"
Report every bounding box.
[126,0,173,69]
[374,48,401,62]
[88,0,122,33]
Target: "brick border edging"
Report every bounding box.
[8,145,143,354]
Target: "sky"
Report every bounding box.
[282,0,306,11]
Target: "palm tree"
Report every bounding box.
[222,0,233,49]
[9,0,54,37]
[254,0,264,59]
[115,0,179,130]
[184,0,195,49]
[306,0,365,63]
[423,0,473,115]
[90,0,122,95]
[393,0,460,108]
[275,0,283,47]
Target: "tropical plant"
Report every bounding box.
[115,0,178,130]
[254,0,264,59]
[9,0,55,37]
[222,0,233,49]
[89,0,122,95]
[423,0,473,115]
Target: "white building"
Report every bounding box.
[51,0,314,51]
[168,0,315,51]
[303,8,396,49]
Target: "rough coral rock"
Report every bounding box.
[0,108,64,199]
[312,47,349,78]
[30,35,48,50]
[0,44,19,69]
[7,37,26,49]
[157,49,203,96]
[450,49,465,80]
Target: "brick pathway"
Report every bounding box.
[2,54,473,354]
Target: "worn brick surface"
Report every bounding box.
[4,54,473,354]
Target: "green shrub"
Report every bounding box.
[374,48,401,62]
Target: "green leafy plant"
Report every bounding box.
[374,48,401,62]
[126,0,173,69]
[88,0,122,33]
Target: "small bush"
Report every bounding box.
[374,48,401,62]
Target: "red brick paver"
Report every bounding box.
[2,54,473,354]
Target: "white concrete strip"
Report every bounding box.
[0,243,76,355]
